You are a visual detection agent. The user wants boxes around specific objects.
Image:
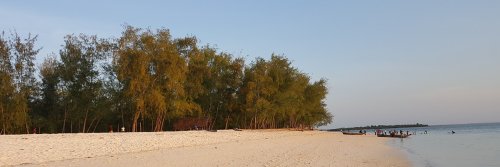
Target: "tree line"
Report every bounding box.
[0,26,332,134]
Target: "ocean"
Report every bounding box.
[385,122,500,167]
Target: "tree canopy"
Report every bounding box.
[0,26,332,134]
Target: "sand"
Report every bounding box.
[0,130,410,167]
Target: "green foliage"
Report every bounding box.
[115,26,191,132]
[0,33,12,134]
[0,27,332,134]
[0,32,40,134]
[57,34,112,133]
[239,55,332,129]
[31,56,60,133]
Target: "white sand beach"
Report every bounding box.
[0,130,409,167]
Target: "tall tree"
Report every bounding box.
[0,32,15,134]
[10,33,40,133]
[115,26,150,132]
[241,58,273,129]
[58,34,110,133]
[302,79,332,127]
[32,56,61,133]
[102,53,130,132]
[147,29,188,131]
[178,37,205,118]
[240,55,331,129]
[115,26,189,132]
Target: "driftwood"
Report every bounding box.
[173,117,212,131]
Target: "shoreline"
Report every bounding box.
[0,130,410,167]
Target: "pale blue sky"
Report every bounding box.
[1,1,499,128]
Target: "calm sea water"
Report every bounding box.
[385,122,500,167]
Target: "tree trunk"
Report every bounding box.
[62,108,67,133]
[154,113,163,132]
[120,108,125,130]
[132,111,140,132]
[87,117,96,133]
[141,114,144,132]
[224,115,230,130]
[254,115,257,129]
[92,118,101,133]
[26,122,29,134]
[1,107,5,134]
[25,110,29,134]
[160,115,165,131]
[82,109,89,133]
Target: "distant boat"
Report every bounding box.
[377,134,410,138]
[342,132,365,135]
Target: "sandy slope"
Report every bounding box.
[0,130,409,167]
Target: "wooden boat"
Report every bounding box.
[342,132,365,135]
[377,134,410,138]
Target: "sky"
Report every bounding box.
[1,1,499,128]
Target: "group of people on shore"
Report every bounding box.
[375,129,416,136]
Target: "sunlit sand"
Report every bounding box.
[0,130,409,167]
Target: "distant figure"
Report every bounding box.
[121,127,125,132]
[359,130,363,134]
[406,131,409,135]
[362,130,366,135]
[376,129,382,135]
[32,128,37,134]
[400,130,403,135]
[424,130,428,134]
[108,125,113,133]
[451,130,455,134]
